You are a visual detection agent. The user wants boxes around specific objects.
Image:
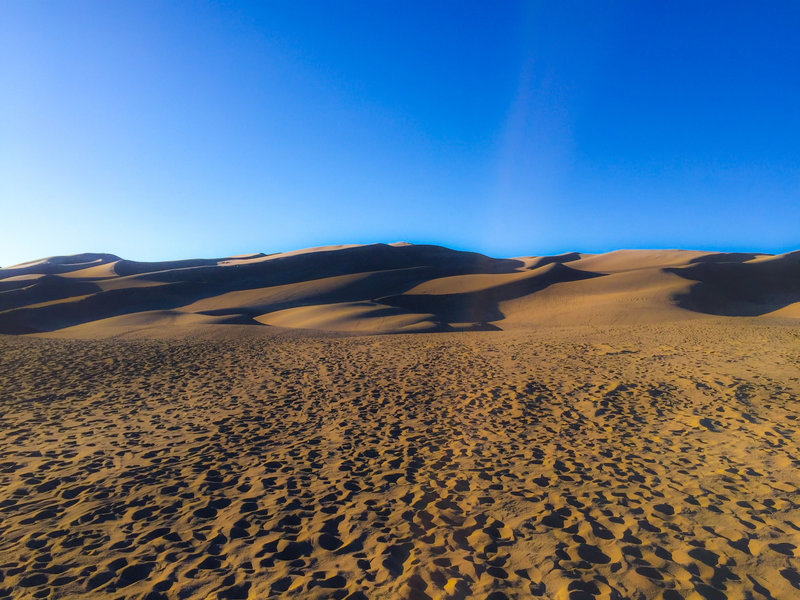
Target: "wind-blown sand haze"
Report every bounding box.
[1,244,799,599]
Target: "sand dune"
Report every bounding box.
[1,243,797,336]
[666,251,800,316]
[255,301,439,333]
[0,252,120,278]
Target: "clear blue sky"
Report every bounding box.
[1,1,798,265]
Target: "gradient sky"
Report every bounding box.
[1,1,798,265]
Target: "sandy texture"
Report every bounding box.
[1,320,799,599]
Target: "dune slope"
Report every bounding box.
[0,244,798,336]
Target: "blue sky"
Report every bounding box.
[1,1,798,265]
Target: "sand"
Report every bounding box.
[0,321,799,599]
[1,244,798,337]
[1,245,799,599]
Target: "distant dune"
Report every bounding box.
[1,243,798,336]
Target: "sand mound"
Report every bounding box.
[0,244,797,336]
[666,251,800,316]
[255,301,439,333]
[0,253,120,278]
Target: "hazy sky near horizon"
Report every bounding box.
[1,1,799,265]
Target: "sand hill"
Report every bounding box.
[1,243,798,337]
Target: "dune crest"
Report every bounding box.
[0,244,797,337]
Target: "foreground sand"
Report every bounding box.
[1,320,799,599]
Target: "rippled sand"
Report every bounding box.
[1,320,799,599]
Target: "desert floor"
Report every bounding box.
[1,320,799,599]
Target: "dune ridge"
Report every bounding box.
[1,244,798,337]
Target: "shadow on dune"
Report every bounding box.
[0,282,225,334]
[688,252,768,264]
[123,244,525,285]
[0,245,528,334]
[526,252,582,269]
[380,263,604,325]
[667,251,800,316]
[0,253,120,279]
[113,257,230,277]
[5,244,797,334]
[199,267,446,319]
[0,276,101,312]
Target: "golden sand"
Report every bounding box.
[2,245,798,337]
[1,320,799,599]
